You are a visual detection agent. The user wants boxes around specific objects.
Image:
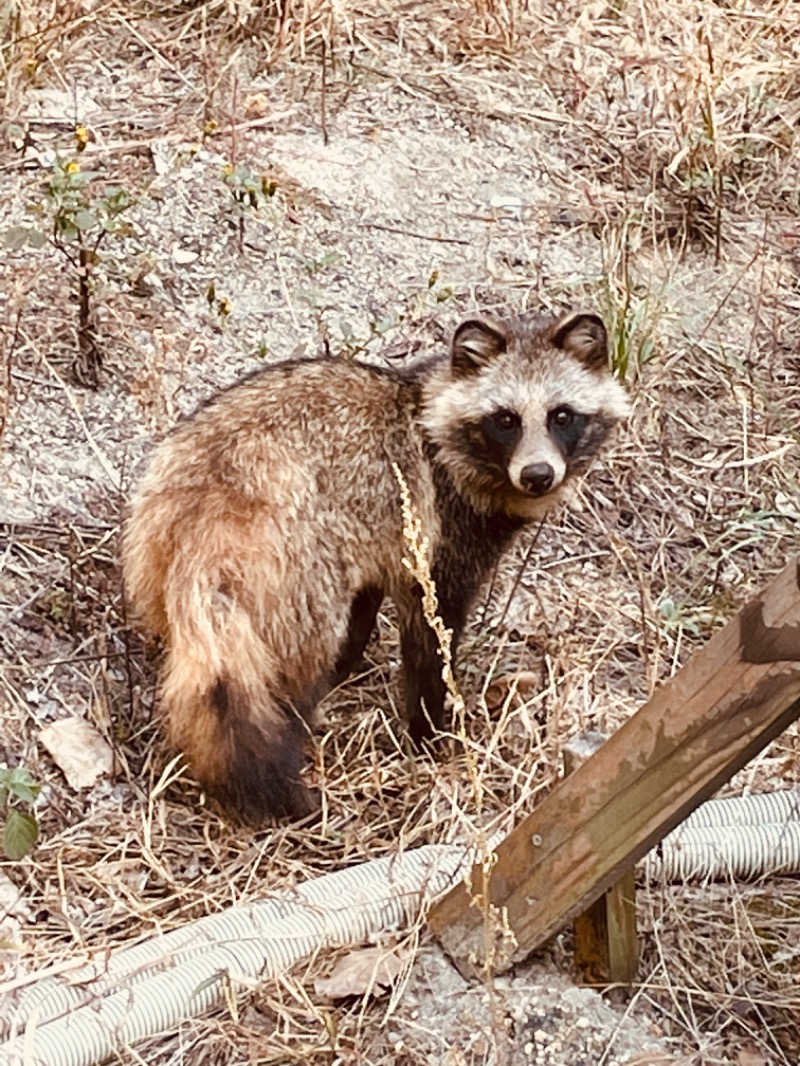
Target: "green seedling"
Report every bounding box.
[222,161,277,254]
[206,281,233,323]
[5,149,133,387]
[597,216,666,382]
[303,250,342,276]
[0,766,40,861]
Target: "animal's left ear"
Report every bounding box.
[451,317,509,376]
[552,312,608,369]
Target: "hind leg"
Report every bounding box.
[332,586,383,684]
[279,586,383,723]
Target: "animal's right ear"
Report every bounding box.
[451,318,509,376]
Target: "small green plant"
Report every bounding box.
[600,284,661,383]
[597,216,665,382]
[205,281,233,323]
[656,593,731,640]
[301,268,456,361]
[303,250,342,276]
[5,141,133,387]
[423,269,454,306]
[222,161,277,254]
[0,767,40,860]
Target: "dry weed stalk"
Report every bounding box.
[199,0,343,67]
[453,0,524,54]
[0,1,94,110]
[393,463,517,981]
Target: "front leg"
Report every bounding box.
[397,587,468,746]
[396,478,521,746]
[399,596,447,745]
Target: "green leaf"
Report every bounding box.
[6,768,40,804]
[191,971,224,998]
[105,190,131,213]
[67,169,97,186]
[28,228,47,249]
[55,214,75,232]
[317,252,341,269]
[4,810,39,860]
[373,316,394,335]
[74,210,96,231]
[4,226,32,250]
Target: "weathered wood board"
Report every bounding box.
[429,559,800,978]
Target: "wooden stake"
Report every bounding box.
[564,733,638,989]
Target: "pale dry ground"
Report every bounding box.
[0,2,799,1064]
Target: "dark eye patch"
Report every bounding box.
[548,405,589,456]
[482,408,521,447]
[446,409,522,484]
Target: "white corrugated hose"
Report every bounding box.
[0,844,473,1066]
[645,788,800,881]
[2,790,799,1066]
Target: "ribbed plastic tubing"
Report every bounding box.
[0,843,471,1066]
[645,788,800,881]
[2,790,799,1066]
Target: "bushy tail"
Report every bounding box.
[160,607,317,823]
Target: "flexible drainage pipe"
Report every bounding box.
[2,790,799,1066]
[0,843,474,1066]
[645,788,800,881]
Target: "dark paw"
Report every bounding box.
[407,711,444,751]
[224,775,320,826]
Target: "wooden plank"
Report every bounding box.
[429,559,800,977]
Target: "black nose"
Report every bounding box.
[520,462,555,496]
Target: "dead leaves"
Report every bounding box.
[736,1046,771,1066]
[314,945,409,1001]
[484,670,541,711]
[39,716,114,791]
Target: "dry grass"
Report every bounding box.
[1,0,800,1063]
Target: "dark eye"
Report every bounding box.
[550,406,575,428]
[492,409,519,432]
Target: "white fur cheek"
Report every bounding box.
[605,380,632,421]
[418,385,465,446]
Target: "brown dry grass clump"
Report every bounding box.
[1,1,799,1064]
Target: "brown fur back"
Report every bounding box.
[124,314,629,821]
[123,360,435,817]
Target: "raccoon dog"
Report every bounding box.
[123,311,630,821]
